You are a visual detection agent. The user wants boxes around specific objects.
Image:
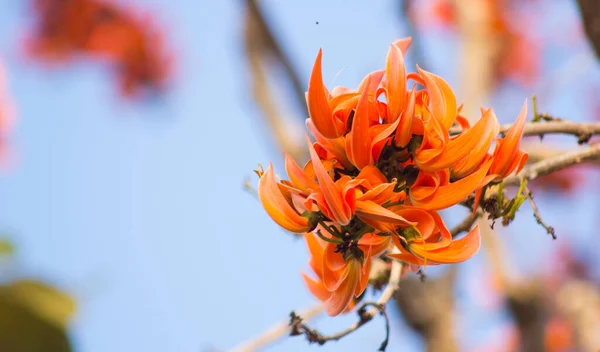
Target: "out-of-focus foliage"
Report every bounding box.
[0,280,76,352]
[0,239,13,256]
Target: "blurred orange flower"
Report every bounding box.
[26,0,173,98]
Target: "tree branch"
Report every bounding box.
[523,182,556,239]
[575,0,600,59]
[504,143,600,185]
[450,121,600,143]
[450,211,481,238]
[289,258,404,351]
[228,304,324,352]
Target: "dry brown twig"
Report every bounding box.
[450,211,481,238]
[505,143,600,185]
[522,182,556,239]
[243,0,308,161]
[229,304,324,352]
[230,254,404,352]
[288,257,404,351]
[450,120,600,143]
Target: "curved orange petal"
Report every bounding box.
[489,100,528,176]
[355,200,416,228]
[356,165,388,186]
[409,224,481,264]
[421,210,452,250]
[414,111,448,164]
[258,163,311,233]
[410,159,492,210]
[370,117,402,161]
[385,43,407,122]
[393,207,436,240]
[355,256,371,296]
[307,135,353,225]
[325,259,360,316]
[358,182,403,206]
[302,272,331,301]
[394,87,416,148]
[306,119,352,169]
[324,242,346,271]
[358,70,385,93]
[307,49,338,138]
[409,170,442,201]
[359,234,391,258]
[387,252,430,266]
[393,37,412,54]
[417,66,457,131]
[348,77,373,169]
[418,106,499,172]
[285,153,319,192]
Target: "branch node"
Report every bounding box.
[523,183,557,240]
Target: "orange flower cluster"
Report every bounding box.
[26,0,172,97]
[256,38,528,316]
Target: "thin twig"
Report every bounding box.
[450,211,481,238]
[522,181,556,240]
[242,178,258,200]
[228,304,324,352]
[450,121,600,143]
[504,143,600,185]
[289,258,404,351]
[245,0,307,117]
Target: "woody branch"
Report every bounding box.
[450,120,600,142]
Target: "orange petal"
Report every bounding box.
[307,49,338,138]
[356,165,388,187]
[305,232,325,260]
[258,163,311,233]
[419,106,499,172]
[307,135,353,225]
[385,43,407,122]
[410,158,492,210]
[421,210,452,250]
[306,119,353,169]
[370,117,402,161]
[489,100,527,176]
[285,153,319,192]
[387,252,430,266]
[394,87,416,148]
[409,225,481,264]
[417,66,457,131]
[358,182,402,206]
[358,70,385,92]
[409,170,442,201]
[355,200,416,228]
[348,77,373,169]
[302,272,331,302]
[392,37,412,55]
[414,112,448,164]
[324,242,346,272]
[359,234,391,258]
[355,256,371,296]
[393,207,436,240]
[325,259,360,316]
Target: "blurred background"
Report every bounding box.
[0,0,599,351]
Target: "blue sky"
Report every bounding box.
[0,0,599,351]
